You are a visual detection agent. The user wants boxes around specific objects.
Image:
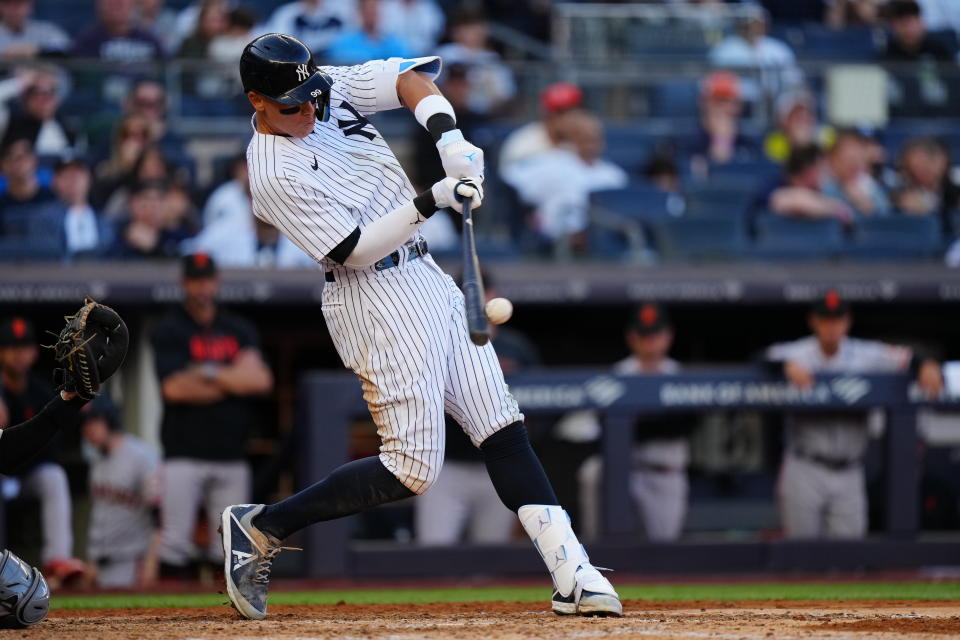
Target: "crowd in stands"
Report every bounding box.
[0,0,959,264]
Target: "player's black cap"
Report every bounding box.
[0,317,36,346]
[82,395,121,431]
[629,303,671,336]
[811,289,851,317]
[182,252,218,279]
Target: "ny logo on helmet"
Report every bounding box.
[296,64,309,81]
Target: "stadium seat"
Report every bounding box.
[845,215,943,260]
[592,186,684,224]
[0,205,65,261]
[627,24,711,59]
[705,160,779,185]
[649,80,701,119]
[685,179,760,219]
[588,225,635,262]
[752,215,845,261]
[654,216,746,262]
[603,127,658,173]
[795,26,879,61]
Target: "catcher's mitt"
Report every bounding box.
[52,297,129,400]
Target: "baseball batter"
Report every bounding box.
[220,33,620,621]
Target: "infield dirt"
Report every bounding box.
[21,599,960,639]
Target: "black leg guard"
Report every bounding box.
[253,456,414,540]
[480,422,558,512]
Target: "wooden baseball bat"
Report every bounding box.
[460,195,489,346]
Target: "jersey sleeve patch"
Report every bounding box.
[397,56,442,80]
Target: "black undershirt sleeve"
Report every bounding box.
[0,395,85,474]
[326,226,361,265]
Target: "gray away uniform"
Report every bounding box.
[88,435,161,588]
[766,336,911,539]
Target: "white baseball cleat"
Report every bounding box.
[518,504,624,618]
[550,564,623,617]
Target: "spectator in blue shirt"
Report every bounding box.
[328,0,413,64]
[264,0,356,57]
[0,138,64,259]
[52,157,113,260]
[0,0,71,58]
[107,180,182,259]
[73,0,164,62]
[749,144,854,235]
[821,128,892,218]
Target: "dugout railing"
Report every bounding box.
[294,370,960,578]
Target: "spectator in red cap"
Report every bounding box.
[499,81,584,170]
[502,110,627,255]
[689,70,758,176]
[766,290,942,539]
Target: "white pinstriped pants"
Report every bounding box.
[322,254,522,494]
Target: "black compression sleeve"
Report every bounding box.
[253,456,413,540]
[426,113,456,143]
[0,395,85,474]
[326,227,361,265]
[413,188,439,219]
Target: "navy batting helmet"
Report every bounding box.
[239,33,333,122]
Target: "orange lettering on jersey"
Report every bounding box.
[11,318,26,339]
[189,335,240,362]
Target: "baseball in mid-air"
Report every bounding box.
[485,297,513,325]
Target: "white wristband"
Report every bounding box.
[414,94,456,130]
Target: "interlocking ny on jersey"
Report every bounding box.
[247,57,441,268]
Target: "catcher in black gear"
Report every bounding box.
[0,298,128,628]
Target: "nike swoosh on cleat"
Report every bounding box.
[231,513,258,545]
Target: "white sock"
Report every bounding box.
[518,504,589,598]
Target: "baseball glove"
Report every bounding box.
[51,297,129,400]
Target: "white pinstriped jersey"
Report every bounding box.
[247,59,432,268]
[246,57,522,493]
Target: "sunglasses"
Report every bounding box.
[275,92,330,121]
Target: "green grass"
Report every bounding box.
[52,582,960,611]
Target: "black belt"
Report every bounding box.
[325,238,428,282]
[791,450,859,471]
